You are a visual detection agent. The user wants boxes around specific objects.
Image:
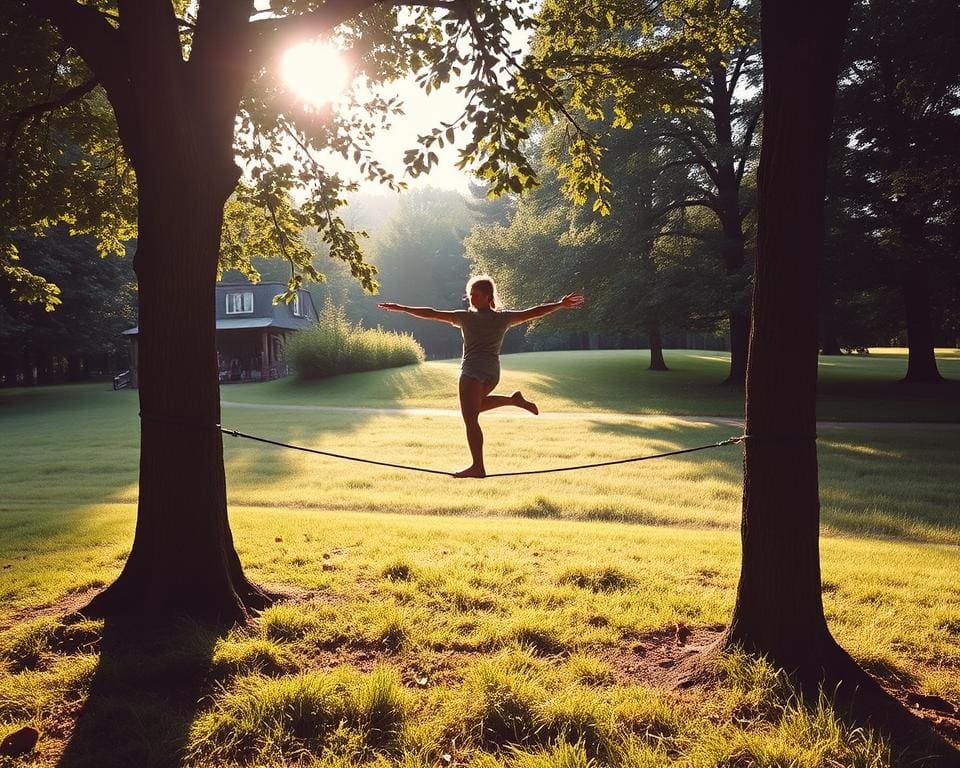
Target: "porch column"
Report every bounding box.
[261,331,270,380]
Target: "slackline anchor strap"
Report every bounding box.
[217,425,748,478]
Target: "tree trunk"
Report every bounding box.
[726,309,750,385]
[721,0,852,680]
[648,322,668,371]
[0,355,16,387]
[819,297,842,355]
[84,166,269,624]
[709,57,752,387]
[36,348,52,385]
[901,255,943,383]
[67,353,83,382]
[79,14,269,621]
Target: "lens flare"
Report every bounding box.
[281,41,349,107]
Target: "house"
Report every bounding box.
[122,282,319,387]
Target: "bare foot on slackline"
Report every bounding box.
[454,465,486,479]
[512,391,539,415]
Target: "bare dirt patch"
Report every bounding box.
[602,624,725,689]
[0,587,104,634]
[602,624,960,749]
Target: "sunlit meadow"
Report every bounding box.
[1,350,957,766]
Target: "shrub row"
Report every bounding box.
[288,302,424,380]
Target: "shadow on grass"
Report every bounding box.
[828,663,960,767]
[818,428,960,542]
[57,619,219,768]
[585,417,960,543]
[817,375,960,423]
[513,351,743,416]
[221,408,399,493]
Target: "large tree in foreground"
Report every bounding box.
[715,18,956,763]
[5,0,566,622]
[721,0,854,676]
[712,9,956,739]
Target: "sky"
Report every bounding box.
[276,39,474,194]
[269,7,532,195]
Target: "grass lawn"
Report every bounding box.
[218,349,960,422]
[0,349,958,767]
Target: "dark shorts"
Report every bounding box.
[460,360,500,388]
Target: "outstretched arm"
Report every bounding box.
[508,293,585,325]
[378,302,462,326]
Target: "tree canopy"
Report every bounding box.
[824,0,960,372]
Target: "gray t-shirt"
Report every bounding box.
[454,309,516,381]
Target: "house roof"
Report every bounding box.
[122,317,309,335]
[123,282,319,336]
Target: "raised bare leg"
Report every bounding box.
[511,391,539,415]
[479,390,539,415]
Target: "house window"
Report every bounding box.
[291,293,301,317]
[226,292,253,314]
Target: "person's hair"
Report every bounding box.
[465,275,499,309]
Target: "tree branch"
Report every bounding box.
[727,44,752,98]
[735,108,762,184]
[659,130,720,186]
[27,0,141,159]
[652,197,722,220]
[652,229,711,242]
[31,1,126,97]
[246,0,394,71]
[678,115,715,151]
[3,77,99,158]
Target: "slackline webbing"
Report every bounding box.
[218,425,747,478]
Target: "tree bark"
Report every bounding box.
[721,0,853,680]
[78,4,270,623]
[84,154,269,624]
[726,309,750,385]
[648,322,668,371]
[900,245,944,383]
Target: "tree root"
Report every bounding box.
[671,635,960,766]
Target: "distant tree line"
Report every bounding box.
[3,0,957,386]
[0,227,135,386]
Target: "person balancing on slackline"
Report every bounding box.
[379,276,586,478]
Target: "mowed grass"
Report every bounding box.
[0,349,958,766]
[218,349,960,422]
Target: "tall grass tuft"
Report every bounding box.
[0,617,102,671]
[289,302,424,380]
[188,666,407,763]
[691,652,892,768]
[557,567,633,593]
[453,658,544,748]
[511,741,596,768]
[258,603,321,642]
[210,637,299,680]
